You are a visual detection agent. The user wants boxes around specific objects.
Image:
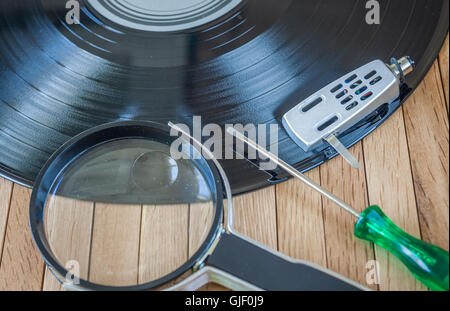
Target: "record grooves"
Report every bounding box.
[0,0,448,194]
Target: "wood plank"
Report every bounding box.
[0,185,45,290]
[42,196,95,291]
[189,202,215,257]
[43,268,63,291]
[88,203,142,286]
[0,178,13,261]
[138,204,188,284]
[363,109,426,291]
[232,187,278,249]
[403,63,449,250]
[438,34,449,109]
[276,169,327,267]
[320,143,378,290]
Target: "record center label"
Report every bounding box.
[85,0,242,32]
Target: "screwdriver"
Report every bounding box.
[228,127,449,291]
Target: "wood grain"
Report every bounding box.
[189,202,215,257]
[276,170,327,267]
[89,203,142,286]
[363,109,426,291]
[320,143,377,290]
[138,204,188,284]
[232,187,278,249]
[403,62,449,251]
[0,179,12,262]
[438,34,449,109]
[0,186,44,290]
[42,196,95,291]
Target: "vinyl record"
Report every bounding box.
[0,0,448,194]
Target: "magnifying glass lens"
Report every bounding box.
[44,138,217,287]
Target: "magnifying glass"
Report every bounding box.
[30,121,366,291]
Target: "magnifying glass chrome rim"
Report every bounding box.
[29,120,225,291]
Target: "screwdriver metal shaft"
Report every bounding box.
[227,127,361,218]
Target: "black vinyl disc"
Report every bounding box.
[0,0,448,194]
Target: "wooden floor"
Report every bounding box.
[0,36,448,291]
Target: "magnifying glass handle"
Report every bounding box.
[207,232,367,291]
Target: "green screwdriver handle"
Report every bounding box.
[354,206,449,291]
